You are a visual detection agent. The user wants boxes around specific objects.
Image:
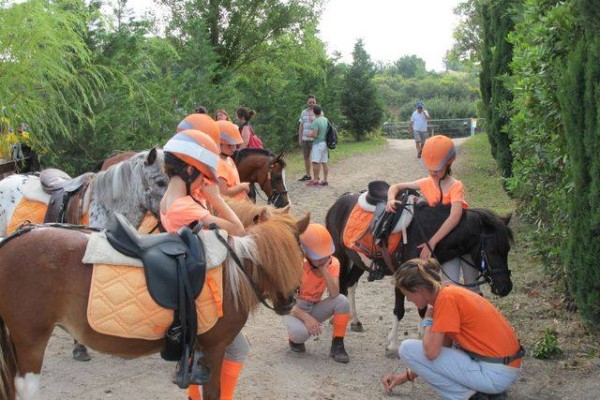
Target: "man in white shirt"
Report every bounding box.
[409,101,431,158]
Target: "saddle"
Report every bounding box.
[356,181,418,280]
[39,168,94,224]
[105,213,209,388]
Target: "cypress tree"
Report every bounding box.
[559,5,600,325]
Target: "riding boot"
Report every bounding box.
[329,337,350,363]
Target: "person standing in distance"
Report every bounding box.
[410,101,431,158]
[297,95,317,181]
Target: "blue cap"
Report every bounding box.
[416,101,424,108]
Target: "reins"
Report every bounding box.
[411,208,489,288]
[210,225,293,312]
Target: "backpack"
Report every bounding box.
[325,120,338,150]
[241,123,264,149]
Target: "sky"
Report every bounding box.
[317,0,462,71]
[126,0,463,72]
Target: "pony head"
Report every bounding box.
[473,210,513,297]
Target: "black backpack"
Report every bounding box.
[325,120,338,149]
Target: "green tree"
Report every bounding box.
[0,0,106,152]
[479,0,517,177]
[391,55,426,79]
[341,39,383,140]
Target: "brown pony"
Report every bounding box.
[0,213,309,400]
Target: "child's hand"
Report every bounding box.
[304,315,322,336]
[385,199,398,212]
[240,182,251,193]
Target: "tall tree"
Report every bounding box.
[479,0,517,177]
[341,39,383,140]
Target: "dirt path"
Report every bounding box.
[39,138,599,399]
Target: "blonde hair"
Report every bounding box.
[394,258,443,293]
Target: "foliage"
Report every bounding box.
[445,0,482,66]
[506,0,577,276]
[340,40,383,141]
[0,0,107,157]
[532,328,563,359]
[479,0,517,178]
[559,12,600,326]
[374,71,479,122]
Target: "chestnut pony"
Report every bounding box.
[0,213,308,400]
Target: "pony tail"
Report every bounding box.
[247,110,255,120]
[0,317,16,400]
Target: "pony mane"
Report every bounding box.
[235,148,273,163]
[93,151,146,207]
[224,198,284,227]
[469,208,514,244]
[225,214,303,315]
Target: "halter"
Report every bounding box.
[211,226,296,313]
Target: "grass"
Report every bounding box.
[282,136,386,176]
[454,133,514,215]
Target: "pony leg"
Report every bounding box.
[347,283,364,332]
[385,317,400,359]
[11,326,54,400]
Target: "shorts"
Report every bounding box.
[413,130,428,143]
[311,141,328,163]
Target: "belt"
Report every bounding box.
[463,345,525,365]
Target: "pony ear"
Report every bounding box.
[276,205,291,214]
[146,147,158,165]
[296,213,310,234]
[501,213,512,226]
[276,151,285,160]
[259,209,271,222]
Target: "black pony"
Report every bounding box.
[325,191,513,356]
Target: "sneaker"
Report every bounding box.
[319,181,329,186]
[306,180,320,187]
[289,340,306,353]
[330,337,350,363]
[417,150,422,159]
[298,175,311,182]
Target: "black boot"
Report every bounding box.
[330,337,349,363]
[289,340,306,353]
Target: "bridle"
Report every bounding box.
[211,226,296,313]
[254,156,288,207]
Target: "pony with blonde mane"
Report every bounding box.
[225,198,290,227]
[0,212,308,400]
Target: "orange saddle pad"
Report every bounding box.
[8,199,47,234]
[87,264,224,340]
[342,203,402,259]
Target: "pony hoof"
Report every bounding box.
[73,344,91,362]
[350,322,364,332]
[385,348,399,359]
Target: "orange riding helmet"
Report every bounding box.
[217,120,243,145]
[300,223,335,260]
[422,135,456,171]
[164,129,220,183]
[177,114,220,147]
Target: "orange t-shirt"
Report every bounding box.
[217,156,248,201]
[298,257,340,303]
[160,195,210,233]
[432,285,522,367]
[417,176,468,208]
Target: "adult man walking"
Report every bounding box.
[409,101,431,158]
[305,105,329,187]
[297,95,317,181]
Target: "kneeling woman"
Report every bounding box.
[382,259,523,399]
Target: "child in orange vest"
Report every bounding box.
[215,120,251,201]
[283,223,351,363]
[160,128,248,400]
[386,135,480,294]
